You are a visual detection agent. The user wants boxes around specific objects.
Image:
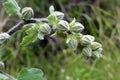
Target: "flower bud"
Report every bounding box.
[0,33,10,40]
[57,20,69,31]
[97,47,103,53]
[82,46,92,57]
[0,33,10,44]
[39,23,51,35]
[53,11,64,19]
[91,42,102,50]
[70,22,84,33]
[92,51,102,58]
[21,7,34,20]
[80,35,95,46]
[66,35,78,50]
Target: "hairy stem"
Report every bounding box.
[7,18,48,35]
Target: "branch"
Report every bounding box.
[7,18,48,35]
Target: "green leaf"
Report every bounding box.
[37,32,44,40]
[17,68,45,80]
[69,18,76,27]
[47,13,57,25]
[3,0,21,16]
[21,26,38,46]
[49,5,54,14]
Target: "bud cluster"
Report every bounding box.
[47,10,84,33]
[81,35,103,59]
[17,5,103,62]
[46,5,103,60]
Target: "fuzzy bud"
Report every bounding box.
[53,11,64,19]
[80,35,95,46]
[97,47,103,53]
[70,22,84,33]
[21,7,34,20]
[91,42,102,50]
[39,23,51,35]
[82,46,92,57]
[57,20,69,31]
[0,33,10,44]
[92,51,102,58]
[66,35,78,50]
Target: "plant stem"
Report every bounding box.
[7,18,48,35]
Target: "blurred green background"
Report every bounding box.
[0,0,120,80]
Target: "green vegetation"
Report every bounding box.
[0,0,120,80]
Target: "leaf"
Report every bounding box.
[47,13,57,25]
[3,0,21,16]
[17,68,45,80]
[20,34,37,46]
[21,26,38,46]
[52,24,57,30]
[69,18,76,27]
[37,32,44,40]
[49,5,54,14]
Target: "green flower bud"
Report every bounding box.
[53,11,64,19]
[0,61,5,71]
[97,47,103,53]
[49,5,55,14]
[82,46,92,57]
[39,23,51,35]
[92,51,102,58]
[91,42,102,50]
[57,20,69,31]
[80,35,95,46]
[0,33,10,40]
[70,22,84,33]
[66,35,78,50]
[21,7,34,20]
[0,33,10,44]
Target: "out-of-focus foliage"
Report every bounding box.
[0,0,120,80]
[17,68,45,80]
